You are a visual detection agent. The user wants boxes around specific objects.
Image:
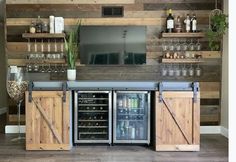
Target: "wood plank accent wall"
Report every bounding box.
[5,0,223,125]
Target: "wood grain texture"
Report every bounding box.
[6,18,162,26]
[25,91,71,150]
[155,91,200,151]
[6,0,135,4]
[5,0,222,125]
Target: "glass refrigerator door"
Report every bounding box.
[114,91,150,143]
[74,91,112,144]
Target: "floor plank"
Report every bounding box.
[0,134,228,162]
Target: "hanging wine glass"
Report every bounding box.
[40,39,46,73]
[6,66,28,141]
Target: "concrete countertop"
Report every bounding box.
[30,81,198,91]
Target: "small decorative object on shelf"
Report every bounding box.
[175,16,182,33]
[35,16,43,33]
[64,20,81,81]
[29,21,36,34]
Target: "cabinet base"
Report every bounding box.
[155,144,200,151]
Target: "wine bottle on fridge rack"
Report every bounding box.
[166,9,174,33]
[191,14,197,32]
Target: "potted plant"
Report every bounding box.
[64,21,81,81]
[206,12,228,51]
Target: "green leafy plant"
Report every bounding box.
[206,13,228,51]
[64,20,81,69]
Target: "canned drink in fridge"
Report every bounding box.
[131,127,135,139]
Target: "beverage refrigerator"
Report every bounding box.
[74,91,112,144]
[113,91,150,144]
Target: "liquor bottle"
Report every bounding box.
[191,14,197,32]
[166,9,174,33]
[175,16,183,33]
[29,21,36,34]
[35,16,42,33]
[184,14,191,33]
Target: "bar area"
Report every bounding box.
[0,0,230,161]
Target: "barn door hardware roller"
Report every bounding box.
[62,82,67,102]
[28,81,34,102]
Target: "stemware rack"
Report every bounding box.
[13,33,82,72]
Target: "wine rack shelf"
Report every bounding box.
[75,91,111,144]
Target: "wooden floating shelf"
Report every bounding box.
[6,0,135,4]
[22,33,66,39]
[8,59,83,66]
[161,58,204,63]
[161,32,205,38]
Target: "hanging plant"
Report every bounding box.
[206,11,228,51]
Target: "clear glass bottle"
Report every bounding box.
[184,14,191,33]
[35,16,42,33]
[29,21,36,34]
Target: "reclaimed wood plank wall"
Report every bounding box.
[5,0,223,125]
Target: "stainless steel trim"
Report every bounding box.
[77,91,110,93]
[75,140,111,143]
[74,90,112,144]
[108,91,112,144]
[116,91,149,94]
[74,91,79,143]
[113,91,150,144]
[113,92,117,143]
[147,91,151,145]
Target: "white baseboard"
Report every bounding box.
[0,107,7,115]
[200,126,221,134]
[5,125,25,134]
[221,126,228,138]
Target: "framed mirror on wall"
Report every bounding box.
[80,26,147,65]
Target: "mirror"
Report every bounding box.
[80,26,146,65]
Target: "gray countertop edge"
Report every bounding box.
[30,81,199,91]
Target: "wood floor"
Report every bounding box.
[0,134,228,162]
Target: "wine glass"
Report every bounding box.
[6,66,28,141]
[195,39,202,51]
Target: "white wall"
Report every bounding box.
[221,0,228,130]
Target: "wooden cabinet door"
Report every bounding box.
[155,91,200,151]
[25,91,71,150]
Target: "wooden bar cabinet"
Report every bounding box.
[155,91,200,151]
[25,91,72,150]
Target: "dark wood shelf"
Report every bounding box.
[161,32,205,38]
[8,59,83,66]
[22,33,66,39]
[161,58,204,63]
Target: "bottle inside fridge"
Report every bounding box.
[75,91,111,143]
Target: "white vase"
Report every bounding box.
[67,69,76,81]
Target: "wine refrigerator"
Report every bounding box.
[113,91,150,144]
[74,91,112,144]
